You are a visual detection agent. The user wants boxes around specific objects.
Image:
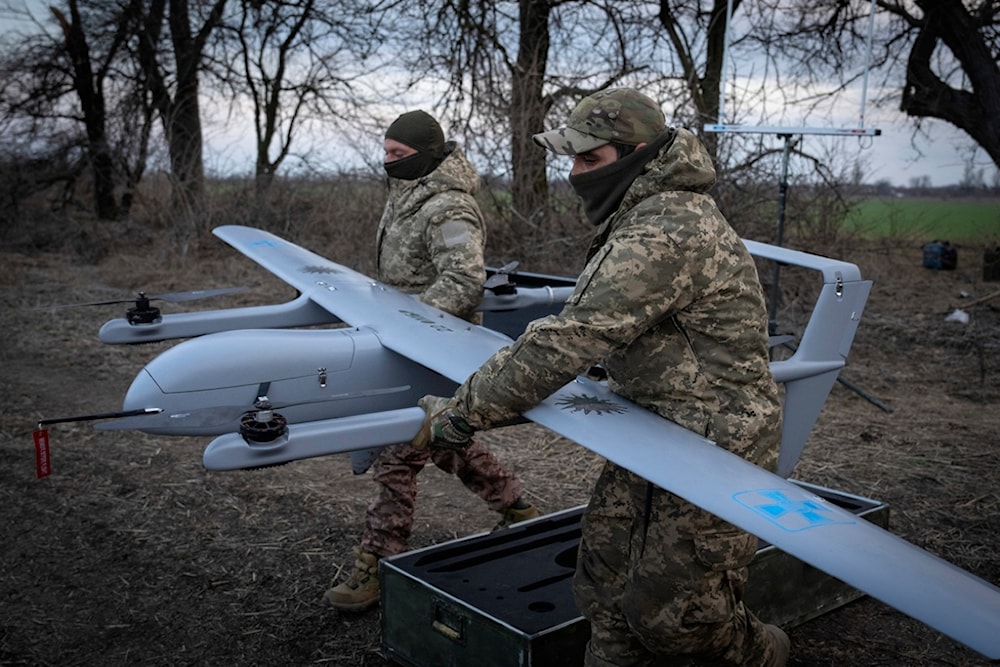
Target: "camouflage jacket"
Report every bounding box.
[377,142,486,322]
[454,129,782,466]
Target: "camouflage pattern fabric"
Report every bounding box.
[360,141,522,559]
[574,462,781,666]
[377,141,486,323]
[532,87,666,155]
[452,127,784,664]
[360,441,522,558]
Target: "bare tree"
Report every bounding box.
[655,0,740,160]
[754,0,999,171]
[398,1,649,226]
[509,0,557,228]
[215,0,391,197]
[129,0,227,224]
[50,2,119,219]
[0,0,152,221]
[894,0,999,168]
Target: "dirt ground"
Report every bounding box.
[1,231,999,666]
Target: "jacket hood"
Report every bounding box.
[619,128,716,210]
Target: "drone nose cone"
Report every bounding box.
[122,369,166,411]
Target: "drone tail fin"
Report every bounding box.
[772,276,873,477]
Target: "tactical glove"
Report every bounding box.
[412,395,476,451]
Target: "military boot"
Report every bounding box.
[493,498,541,531]
[323,547,380,612]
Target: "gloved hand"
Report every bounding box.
[412,395,476,451]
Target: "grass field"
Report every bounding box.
[845,197,999,243]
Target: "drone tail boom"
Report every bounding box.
[202,407,425,471]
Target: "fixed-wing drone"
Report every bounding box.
[46,225,1000,659]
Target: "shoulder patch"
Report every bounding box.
[440,220,472,248]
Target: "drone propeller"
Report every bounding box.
[484,261,520,293]
[36,286,249,325]
[38,286,249,310]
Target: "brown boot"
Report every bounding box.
[493,499,541,531]
[764,624,790,667]
[323,547,380,612]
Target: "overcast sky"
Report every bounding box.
[200,96,994,188]
[4,1,996,188]
[842,117,992,187]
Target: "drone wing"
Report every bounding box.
[212,225,1000,659]
[212,225,512,379]
[531,377,1000,660]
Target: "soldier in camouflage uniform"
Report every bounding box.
[324,110,540,613]
[413,90,790,665]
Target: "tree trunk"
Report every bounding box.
[509,0,553,227]
[133,0,225,227]
[52,3,120,221]
[164,0,219,222]
[658,0,740,162]
[166,76,206,217]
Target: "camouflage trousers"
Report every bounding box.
[573,461,779,667]
[360,439,522,558]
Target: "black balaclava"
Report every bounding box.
[569,129,676,226]
[384,110,446,181]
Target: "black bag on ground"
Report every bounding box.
[923,240,957,270]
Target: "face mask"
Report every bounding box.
[568,131,675,225]
[384,152,439,181]
[568,148,650,225]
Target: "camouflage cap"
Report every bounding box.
[533,88,666,155]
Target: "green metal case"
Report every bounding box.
[381,481,889,667]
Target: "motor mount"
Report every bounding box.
[126,293,162,325]
[239,400,289,447]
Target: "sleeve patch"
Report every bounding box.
[440,220,472,248]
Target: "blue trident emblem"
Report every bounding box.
[732,489,855,532]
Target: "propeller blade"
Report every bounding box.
[150,286,248,303]
[38,296,145,309]
[36,287,247,310]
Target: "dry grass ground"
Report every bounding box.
[1,225,998,666]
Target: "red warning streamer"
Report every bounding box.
[33,427,51,479]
